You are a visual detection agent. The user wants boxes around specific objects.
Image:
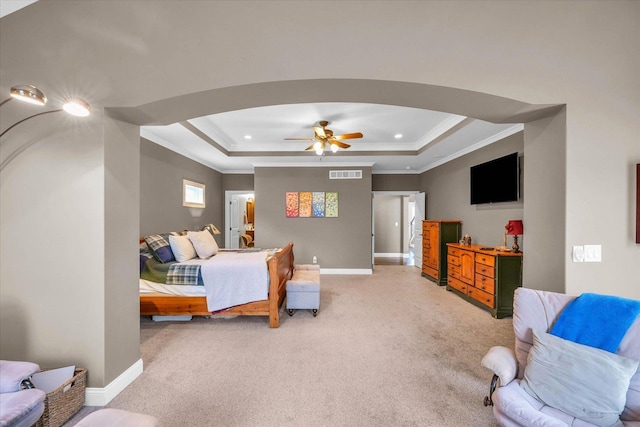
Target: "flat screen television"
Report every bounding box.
[470,152,519,205]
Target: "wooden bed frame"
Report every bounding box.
[140,242,294,328]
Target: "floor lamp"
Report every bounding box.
[0,84,91,138]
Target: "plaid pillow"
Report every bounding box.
[144,234,175,263]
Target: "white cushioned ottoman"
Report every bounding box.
[286,266,320,317]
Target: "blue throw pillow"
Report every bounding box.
[144,234,175,263]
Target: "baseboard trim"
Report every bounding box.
[374,253,409,258]
[320,268,372,275]
[84,358,144,406]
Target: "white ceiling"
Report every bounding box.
[141,102,523,174]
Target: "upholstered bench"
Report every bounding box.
[75,408,158,426]
[286,265,320,317]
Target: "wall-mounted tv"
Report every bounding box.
[470,152,519,205]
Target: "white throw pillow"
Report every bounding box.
[520,330,639,427]
[187,230,218,259]
[168,234,197,262]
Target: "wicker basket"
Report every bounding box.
[35,368,86,427]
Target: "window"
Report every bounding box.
[183,179,205,208]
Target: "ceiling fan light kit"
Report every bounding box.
[285,120,363,156]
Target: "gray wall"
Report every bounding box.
[522,111,566,292]
[374,195,403,254]
[255,167,372,269]
[104,118,141,382]
[372,174,420,192]
[222,174,254,192]
[420,132,525,249]
[140,139,223,242]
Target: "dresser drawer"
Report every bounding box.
[448,277,468,294]
[448,247,461,257]
[475,263,495,278]
[448,263,460,279]
[422,265,438,280]
[474,274,495,294]
[447,255,460,267]
[475,253,495,267]
[467,287,495,308]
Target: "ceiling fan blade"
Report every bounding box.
[333,132,363,140]
[313,126,326,138]
[331,140,351,149]
[284,137,315,141]
[305,143,316,151]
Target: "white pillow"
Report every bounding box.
[168,234,197,262]
[520,330,639,427]
[187,230,218,259]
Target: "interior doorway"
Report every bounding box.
[224,191,255,248]
[371,191,422,267]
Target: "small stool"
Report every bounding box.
[75,408,158,427]
[286,266,320,317]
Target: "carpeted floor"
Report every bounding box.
[65,265,513,426]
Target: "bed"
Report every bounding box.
[139,238,294,328]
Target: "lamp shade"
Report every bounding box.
[505,220,523,235]
[203,224,221,235]
[10,84,47,106]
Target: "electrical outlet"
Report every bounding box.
[312,256,317,264]
[572,246,585,262]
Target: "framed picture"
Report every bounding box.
[183,179,205,208]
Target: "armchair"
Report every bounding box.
[481,288,640,427]
[0,360,46,427]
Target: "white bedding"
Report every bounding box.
[139,279,205,296]
[139,250,272,311]
[201,251,269,311]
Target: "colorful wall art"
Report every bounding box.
[285,192,299,218]
[299,192,312,217]
[285,191,339,218]
[326,192,338,217]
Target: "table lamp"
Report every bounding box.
[203,224,221,235]
[505,220,524,253]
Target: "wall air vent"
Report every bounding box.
[329,170,363,180]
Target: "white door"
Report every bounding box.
[229,197,240,248]
[413,192,425,268]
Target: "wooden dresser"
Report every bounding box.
[446,243,522,318]
[421,220,462,286]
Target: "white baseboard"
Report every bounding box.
[320,268,372,275]
[84,358,143,406]
[374,253,409,258]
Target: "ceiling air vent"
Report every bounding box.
[329,170,362,180]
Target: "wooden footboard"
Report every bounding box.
[139,242,294,328]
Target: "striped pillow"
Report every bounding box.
[144,234,175,263]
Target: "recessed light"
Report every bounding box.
[394,133,403,139]
[244,135,252,140]
[406,166,411,170]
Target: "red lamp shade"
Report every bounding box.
[505,220,523,235]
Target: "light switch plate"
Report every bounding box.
[572,246,585,262]
[584,245,602,262]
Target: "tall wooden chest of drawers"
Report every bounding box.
[446,243,522,318]
[421,220,462,286]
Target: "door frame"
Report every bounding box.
[224,190,254,248]
[371,190,422,269]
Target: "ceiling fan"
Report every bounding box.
[284,120,363,155]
